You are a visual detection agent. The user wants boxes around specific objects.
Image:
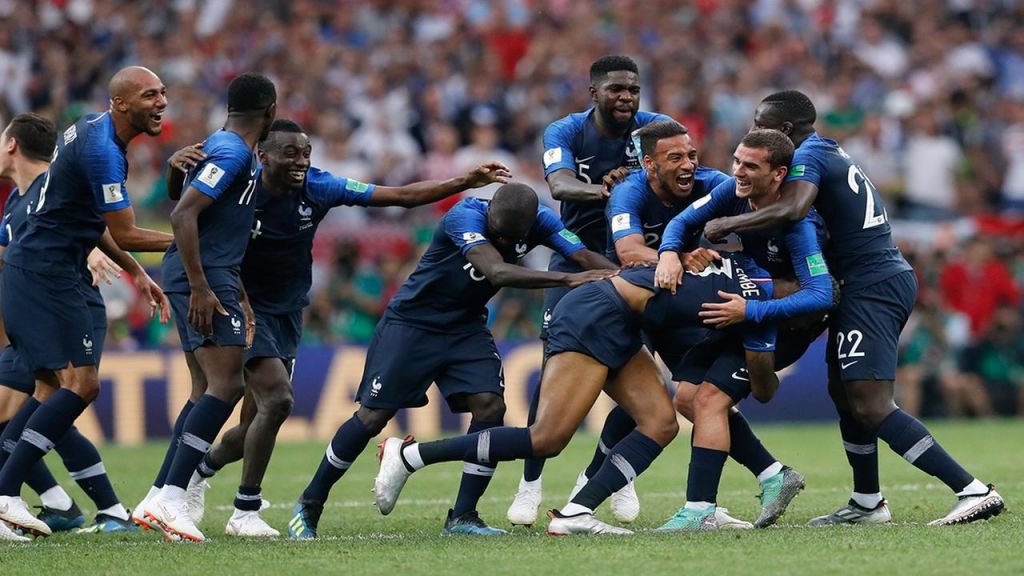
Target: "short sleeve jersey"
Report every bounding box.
[241,167,375,314]
[785,132,911,288]
[605,166,730,263]
[3,112,131,277]
[542,109,671,253]
[386,197,585,330]
[162,129,259,293]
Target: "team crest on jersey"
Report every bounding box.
[369,376,383,397]
[82,336,93,355]
[514,242,528,258]
[197,162,225,188]
[298,202,313,218]
[463,232,485,244]
[102,183,123,204]
[766,237,781,262]
[231,315,242,335]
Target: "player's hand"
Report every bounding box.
[168,142,206,174]
[240,296,256,349]
[133,272,171,324]
[601,167,631,194]
[465,161,512,188]
[682,247,721,273]
[700,290,747,328]
[655,252,683,294]
[87,249,123,286]
[703,217,732,243]
[565,269,616,288]
[188,285,227,336]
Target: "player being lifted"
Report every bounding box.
[703,90,1004,526]
[509,54,673,527]
[0,67,173,540]
[165,119,512,537]
[654,129,835,529]
[374,256,796,535]
[288,183,615,539]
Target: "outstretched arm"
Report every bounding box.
[369,161,512,208]
[547,168,628,202]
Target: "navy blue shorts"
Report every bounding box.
[670,334,751,404]
[356,317,503,412]
[540,252,583,341]
[245,309,301,377]
[828,270,917,381]
[546,280,642,371]
[0,345,33,394]
[2,264,98,371]
[88,301,107,366]
[168,289,247,352]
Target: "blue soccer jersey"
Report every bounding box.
[387,197,584,330]
[241,167,375,314]
[162,129,259,293]
[643,254,778,355]
[3,113,132,277]
[605,166,730,263]
[660,178,833,323]
[0,176,43,251]
[785,132,911,288]
[542,108,671,252]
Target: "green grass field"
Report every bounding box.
[0,419,1021,575]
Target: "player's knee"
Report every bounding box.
[467,393,505,423]
[527,425,570,459]
[355,407,395,436]
[693,383,730,416]
[264,386,295,424]
[65,373,100,403]
[673,386,695,421]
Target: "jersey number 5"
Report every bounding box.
[847,164,886,230]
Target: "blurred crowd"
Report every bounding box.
[1,0,1023,416]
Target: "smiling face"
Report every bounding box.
[259,130,312,192]
[644,133,698,201]
[732,143,786,201]
[117,70,168,137]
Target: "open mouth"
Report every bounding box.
[288,169,307,184]
[736,179,753,195]
[676,173,695,192]
[150,111,163,125]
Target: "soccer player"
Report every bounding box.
[0,67,173,539]
[702,90,1004,526]
[653,129,836,529]
[545,118,729,519]
[287,183,615,539]
[137,73,277,542]
[0,113,165,536]
[373,257,780,536]
[509,54,673,527]
[172,119,512,537]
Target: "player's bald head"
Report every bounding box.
[108,66,162,100]
[488,183,538,241]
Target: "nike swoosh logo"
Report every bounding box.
[641,223,661,229]
[731,371,749,381]
[841,360,859,370]
[574,155,596,164]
